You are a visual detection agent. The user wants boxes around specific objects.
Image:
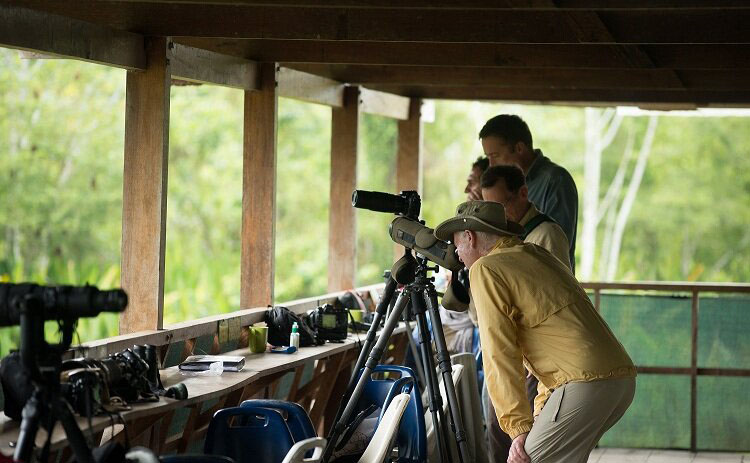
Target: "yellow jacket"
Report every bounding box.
[470,236,635,439]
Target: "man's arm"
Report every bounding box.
[541,173,578,249]
[470,263,534,439]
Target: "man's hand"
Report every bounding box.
[508,432,530,463]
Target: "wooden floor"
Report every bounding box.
[589,448,749,462]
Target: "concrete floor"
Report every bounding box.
[588,448,749,462]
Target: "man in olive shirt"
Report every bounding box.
[479,114,578,272]
[435,200,635,463]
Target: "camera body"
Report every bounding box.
[307,304,348,342]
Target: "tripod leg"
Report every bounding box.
[14,392,43,463]
[426,287,473,463]
[321,289,411,463]
[55,397,95,463]
[411,287,450,463]
[402,316,427,387]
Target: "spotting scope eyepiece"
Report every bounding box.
[0,283,128,327]
[352,190,421,219]
[389,216,463,272]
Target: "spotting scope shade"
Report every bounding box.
[389,217,463,271]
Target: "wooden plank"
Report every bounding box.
[394,98,423,261]
[360,87,410,120]
[241,62,278,308]
[120,37,171,333]
[179,39,750,70]
[170,42,259,90]
[328,86,359,292]
[581,281,750,293]
[278,66,344,107]
[101,0,750,8]
[9,3,750,44]
[364,85,750,106]
[291,65,746,91]
[0,4,145,70]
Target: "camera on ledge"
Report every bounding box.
[307,304,348,343]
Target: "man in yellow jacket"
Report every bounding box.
[435,200,636,463]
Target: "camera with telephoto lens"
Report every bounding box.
[60,345,161,417]
[307,304,348,343]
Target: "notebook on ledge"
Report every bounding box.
[178,355,246,372]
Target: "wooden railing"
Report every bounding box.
[581,281,750,452]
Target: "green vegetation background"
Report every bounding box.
[1,49,749,449]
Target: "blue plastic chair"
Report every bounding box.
[204,406,295,463]
[351,365,427,463]
[239,399,316,443]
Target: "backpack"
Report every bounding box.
[264,306,321,347]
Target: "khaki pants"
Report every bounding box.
[524,377,636,463]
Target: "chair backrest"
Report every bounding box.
[360,366,427,463]
[205,406,295,463]
[160,455,235,463]
[240,399,316,442]
[280,437,327,463]
[425,363,465,463]
[358,393,410,463]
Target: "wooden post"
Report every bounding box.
[120,37,171,333]
[394,98,423,261]
[328,86,360,292]
[241,63,279,309]
[690,290,699,452]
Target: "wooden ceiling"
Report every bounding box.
[5,1,750,107]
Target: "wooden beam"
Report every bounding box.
[359,87,410,120]
[396,99,423,195]
[120,37,171,333]
[179,39,750,71]
[13,2,750,44]
[328,87,360,292]
[366,85,750,106]
[394,98,422,261]
[170,42,259,90]
[105,0,750,8]
[0,4,145,70]
[289,64,750,91]
[278,66,344,107]
[241,63,278,308]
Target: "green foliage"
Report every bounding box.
[1,47,749,348]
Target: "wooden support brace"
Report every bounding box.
[241,63,279,308]
[120,36,171,333]
[328,86,360,292]
[394,98,422,261]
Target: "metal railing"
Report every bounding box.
[581,281,750,452]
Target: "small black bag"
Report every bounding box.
[0,351,33,421]
[264,306,321,347]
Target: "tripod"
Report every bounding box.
[14,297,95,463]
[322,251,472,463]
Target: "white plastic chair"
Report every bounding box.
[281,437,327,463]
[424,363,464,463]
[358,393,410,463]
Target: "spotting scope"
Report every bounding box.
[352,190,462,271]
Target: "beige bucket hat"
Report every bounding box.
[434,200,524,242]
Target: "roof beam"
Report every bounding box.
[359,87,410,120]
[368,85,750,106]
[0,4,145,70]
[10,2,750,44]
[278,66,344,107]
[106,1,750,10]
[178,39,750,70]
[288,65,750,92]
[170,42,259,90]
